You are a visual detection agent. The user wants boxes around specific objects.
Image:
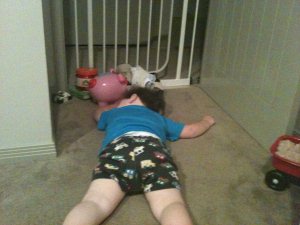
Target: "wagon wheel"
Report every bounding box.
[265,170,289,191]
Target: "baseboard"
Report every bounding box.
[0,144,57,161]
[161,78,190,87]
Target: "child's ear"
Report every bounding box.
[129,93,138,103]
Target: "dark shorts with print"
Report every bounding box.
[92,135,181,195]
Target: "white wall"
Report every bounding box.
[201,0,300,149]
[0,1,56,160]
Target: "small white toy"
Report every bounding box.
[131,66,157,88]
[116,64,162,89]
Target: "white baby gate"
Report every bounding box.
[65,0,201,87]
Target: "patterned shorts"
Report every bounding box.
[92,135,181,195]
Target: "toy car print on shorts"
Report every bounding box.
[92,136,181,195]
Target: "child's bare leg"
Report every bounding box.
[63,179,125,225]
[145,188,193,225]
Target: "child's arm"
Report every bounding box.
[180,115,215,139]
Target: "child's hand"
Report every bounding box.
[202,115,215,127]
[180,115,215,139]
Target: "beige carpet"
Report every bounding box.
[1,86,299,225]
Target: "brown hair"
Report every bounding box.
[124,86,165,114]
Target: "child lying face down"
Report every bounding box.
[63,86,215,225]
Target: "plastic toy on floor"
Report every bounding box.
[88,70,128,106]
[53,91,72,104]
[69,67,98,100]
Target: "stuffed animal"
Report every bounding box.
[131,66,157,88]
[88,70,128,106]
[116,64,133,82]
[116,64,161,89]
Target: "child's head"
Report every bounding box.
[124,86,165,114]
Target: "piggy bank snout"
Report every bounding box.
[117,74,128,85]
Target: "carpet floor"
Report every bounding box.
[1,86,299,225]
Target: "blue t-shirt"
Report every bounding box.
[98,105,184,151]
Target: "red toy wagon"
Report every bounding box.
[265,135,300,191]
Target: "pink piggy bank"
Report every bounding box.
[88,71,128,106]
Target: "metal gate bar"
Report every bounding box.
[72,0,200,87]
